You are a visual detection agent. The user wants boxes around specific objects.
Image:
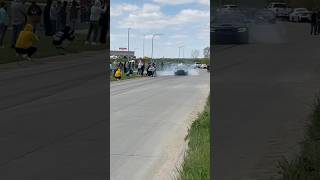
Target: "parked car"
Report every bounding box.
[195,62,201,68]
[289,8,311,22]
[267,2,291,18]
[211,12,249,44]
[200,64,208,69]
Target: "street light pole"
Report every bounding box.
[128,28,131,62]
[151,33,163,62]
[142,34,146,59]
[178,45,184,60]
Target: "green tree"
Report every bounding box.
[203,47,210,59]
[191,50,200,59]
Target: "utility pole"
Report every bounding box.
[151,33,163,62]
[128,28,131,62]
[178,45,184,59]
[142,34,146,59]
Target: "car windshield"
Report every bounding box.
[296,9,308,12]
[213,13,246,25]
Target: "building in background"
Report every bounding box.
[110,50,135,60]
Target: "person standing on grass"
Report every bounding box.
[27,0,42,33]
[317,10,320,35]
[10,0,27,48]
[50,1,59,34]
[99,4,107,44]
[58,1,67,31]
[311,10,317,35]
[44,0,52,36]
[137,60,142,75]
[141,61,145,76]
[85,0,101,45]
[15,24,39,61]
[69,0,79,31]
[0,1,9,48]
[55,1,64,31]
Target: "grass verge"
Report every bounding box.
[110,73,144,81]
[178,96,210,180]
[0,33,105,64]
[277,95,320,180]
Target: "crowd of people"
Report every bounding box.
[0,0,107,60]
[112,59,158,80]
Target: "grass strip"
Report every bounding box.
[277,95,320,180]
[0,33,105,64]
[178,96,210,180]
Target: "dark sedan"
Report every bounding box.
[211,12,249,44]
[174,64,188,76]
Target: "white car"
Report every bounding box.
[289,8,311,22]
[200,64,207,69]
[267,2,291,18]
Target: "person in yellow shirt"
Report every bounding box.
[114,67,121,80]
[15,23,39,60]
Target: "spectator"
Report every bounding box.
[0,1,9,48]
[44,0,53,36]
[57,1,67,31]
[70,0,79,31]
[99,5,107,44]
[27,0,42,33]
[141,61,145,76]
[137,60,142,75]
[85,0,101,45]
[311,10,317,35]
[317,11,320,35]
[11,0,27,48]
[124,61,129,74]
[52,26,75,49]
[114,67,121,80]
[50,1,59,34]
[15,24,39,60]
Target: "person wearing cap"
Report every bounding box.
[27,0,42,33]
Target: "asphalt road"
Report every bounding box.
[110,70,210,180]
[213,22,320,179]
[0,51,108,180]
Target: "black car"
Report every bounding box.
[174,64,188,76]
[211,12,249,44]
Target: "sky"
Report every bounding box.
[110,0,210,58]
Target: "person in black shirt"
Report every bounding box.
[27,0,42,33]
[52,26,75,49]
[43,0,52,36]
[311,11,317,35]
